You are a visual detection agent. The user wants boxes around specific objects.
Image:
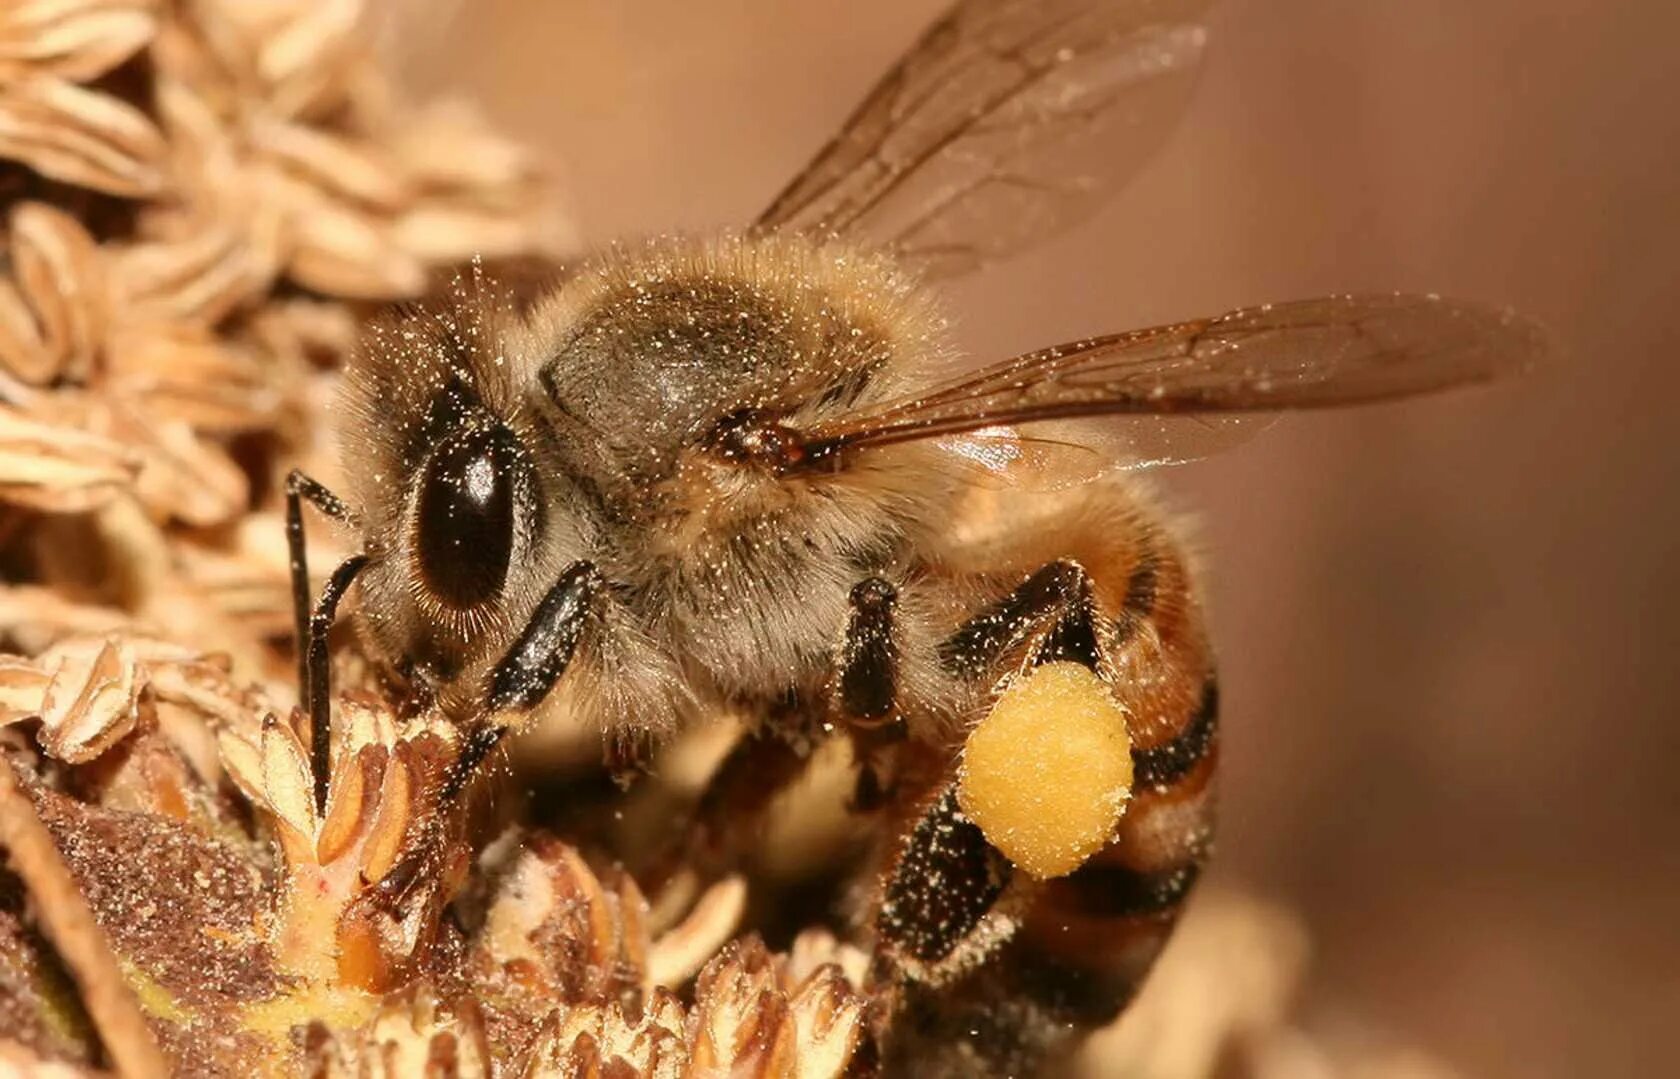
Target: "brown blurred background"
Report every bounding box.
[398,3,1680,1076]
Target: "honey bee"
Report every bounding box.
[285,0,1549,1072]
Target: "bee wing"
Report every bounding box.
[755,0,1211,280]
[933,417,1263,491]
[801,294,1553,471]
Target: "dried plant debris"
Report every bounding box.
[0,636,870,1076]
[0,0,569,704]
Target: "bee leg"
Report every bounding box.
[654,577,907,887]
[284,470,356,692]
[877,786,1013,974]
[939,559,1100,678]
[375,561,602,908]
[373,723,512,906]
[284,469,368,813]
[659,716,810,888]
[875,562,1097,972]
[879,551,1217,1074]
[837,578,899,724]
[836,577,910,810]
[485,560,604,712]
[301,554,369,812]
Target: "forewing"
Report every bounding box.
[756,0,1211,279]
[801,294,1552,466]
[936,416,1263,489]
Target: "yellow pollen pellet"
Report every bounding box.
[957,662,1133,880]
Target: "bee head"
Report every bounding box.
[339,291,576,688]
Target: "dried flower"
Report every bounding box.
[0,631,875,1074]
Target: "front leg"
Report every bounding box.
[486,561,604,714]
[285,469,357,696]
[445,559,603,800]
[377,560,601,905]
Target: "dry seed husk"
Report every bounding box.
[0,401,138,512]
[0,1,160,83]
[0,76,168,196]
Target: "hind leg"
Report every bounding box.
[873,536,1218,1073]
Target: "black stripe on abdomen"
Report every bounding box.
[1050,859,1202,921]
[1132,679,1219,790]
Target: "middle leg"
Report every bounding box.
[655,576,914,886]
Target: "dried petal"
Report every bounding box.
[390,201,557,264]
[0,402,137,513]
[115,408,249,526]
[259,711,317,842]
[0,276,57,383]
[3,632,224,762]
[358,736,412,882]
[216,726,265,808]
[112,218,281,328]
[255,0,364,115]
[0,1034,102,1076]
[0,584,130,651]
[520,1001,687,1079]
[148,660,249,782]
[249,115,411,211]
[283,192,427,299]
[37,637,138,762]
[480,839,622,997]
[612,872,652,999]
[243,296,358,369]
[307,985,493,1079]
[335,695,396,757]
[149,67,238,196]
[106,323,280,432]
[688,940,794,1074]
[647,875,746,990]
[9,200,106,383]
[0,0,159,82]
[389,101,540,192]
[0,76,167,196]
[784,967,867,1079]
[314,742,370,865]
[0,656,52,723]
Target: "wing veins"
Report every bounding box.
[799,297,1548,458]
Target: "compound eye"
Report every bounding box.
[415,424,519,609]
